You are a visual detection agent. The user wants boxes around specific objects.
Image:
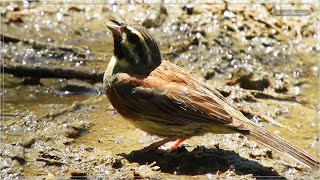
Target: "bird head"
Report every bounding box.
[105,19,161,75]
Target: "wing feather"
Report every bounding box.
[113,80,233,127]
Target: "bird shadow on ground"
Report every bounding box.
[121,146,284,178]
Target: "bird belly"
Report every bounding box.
[126,116,207,138]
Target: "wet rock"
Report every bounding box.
[241,93,258,102]
[191,29,206,37]
[37,150,65,166]
[182,5,194,15]
[7,14,24,23]
[61,137,75,145]
[134,164,160,179]
[70,171,87,179]
[274,85,288,93]
[64,120,88,138]
[1,144,26,164]
[233,68,271,91]
[112,159,123,169]
[204,70,215,80]
[18,134,36,148]
[97,138,103,143]
[218,89,231,98]
[191,33,208,46]
[56,84,98,95]
[249,149,273,159]
[273,73,289,93]
[21,77,41,86]
[0,156,23,177]
[142,6,168,28]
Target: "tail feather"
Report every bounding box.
[246,125,320,169]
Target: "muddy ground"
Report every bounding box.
[1,1,319,179]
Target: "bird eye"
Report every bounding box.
[127,33,140,44]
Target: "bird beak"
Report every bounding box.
[104,19,123,37]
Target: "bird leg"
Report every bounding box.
[141,136,179,152]
[169,138,186,151]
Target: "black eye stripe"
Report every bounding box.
[136,43,147,63]
[127,33,140,44]
[124,27,140,44]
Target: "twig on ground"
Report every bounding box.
[36,158,65,166]
[249,90,297,102]
[1,33,87,58]
[1,62,104,83]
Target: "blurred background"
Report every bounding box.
[1,1,319,179]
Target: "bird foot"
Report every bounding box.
[141,136,184,152]
[167,138,186,151]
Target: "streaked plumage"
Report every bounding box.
[103,19,320,169]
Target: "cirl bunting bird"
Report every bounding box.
[103,19,320,169]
